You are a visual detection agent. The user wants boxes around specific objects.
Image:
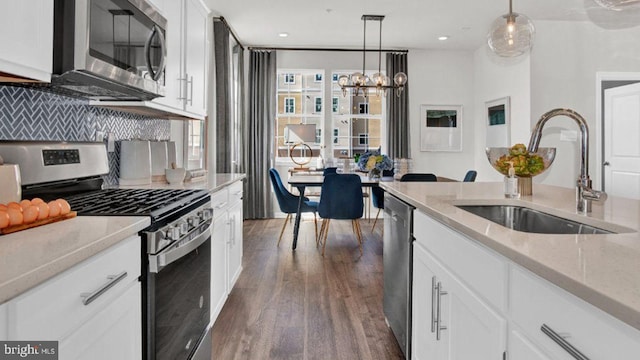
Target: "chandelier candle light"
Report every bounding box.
[338,15,407,98]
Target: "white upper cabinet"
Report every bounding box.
[153,0,209,117]
[0,0,53,82]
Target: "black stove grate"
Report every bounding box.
[65,188,210,224]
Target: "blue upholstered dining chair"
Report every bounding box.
[269,168,318,246]
[317,173,364,256]
[323,167,338,175]
[399,173,438,182]
[463,170,477,182]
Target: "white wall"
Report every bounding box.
[472,49,531,182]
[529,20,640,189]
[407,49,475,180]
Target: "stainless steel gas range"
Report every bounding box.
[0,141,213,360]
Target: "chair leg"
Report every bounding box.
[277,214,291,247]
[314,212,318,242]
[371,208,381,233]
[317,218,327,247]
[354,219,363,255]
[321,219,331,256]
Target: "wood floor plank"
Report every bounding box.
[212,218,405,360]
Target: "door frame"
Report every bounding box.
[595,72,640,190]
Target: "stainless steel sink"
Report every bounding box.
[456,205,615,235]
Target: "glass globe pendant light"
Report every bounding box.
[593,0,640,10]
[487,0,535,57]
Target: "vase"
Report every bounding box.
[368,168,381,180]
[518,176,533,196]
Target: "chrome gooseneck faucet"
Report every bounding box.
[528,108,607,213]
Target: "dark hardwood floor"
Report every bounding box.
[212,218,404,360]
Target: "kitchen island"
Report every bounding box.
[380,181,640,359]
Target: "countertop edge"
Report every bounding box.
[380,183,640,332]
[0,217,150,304]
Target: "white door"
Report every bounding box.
[604,82,640,199]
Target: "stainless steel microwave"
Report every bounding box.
[52,0,167,100]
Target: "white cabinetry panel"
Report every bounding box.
[0,0,53,81]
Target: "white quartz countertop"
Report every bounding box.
[118,173,246,193]
[0,216,150,304]
[380,181,640,331]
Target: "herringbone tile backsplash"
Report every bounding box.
[0,86,170,185]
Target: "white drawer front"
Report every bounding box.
[8,235,141,341]
[211,187,229,216]
[228,181,243,204]
[510,265,640,360]
[413,210,507,311]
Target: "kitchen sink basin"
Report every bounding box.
[456,205,615,235]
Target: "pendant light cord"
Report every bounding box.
[362,18,367,77]
[378,19,382,74]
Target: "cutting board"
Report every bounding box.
[1,211,77,235]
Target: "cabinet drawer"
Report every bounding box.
[7,236,141,341]
[510,266,640,359]
[228,181,243,204]
[413,211,507,311]
[211,187,229,217]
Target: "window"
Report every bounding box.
[274,69,387,163]
[185,119,204,170]
[330,70,386,158]
[276,70,324,161]
[285,97,295,114]
[284,73,295,84]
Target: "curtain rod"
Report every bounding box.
[214,17,245,50]
[247,46,408,53]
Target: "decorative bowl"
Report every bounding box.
[165,167,186,184]
[486,147,556,177]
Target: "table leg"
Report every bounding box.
[292,185,306,250]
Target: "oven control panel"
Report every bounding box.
[43,149,81,166]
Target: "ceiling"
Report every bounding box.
[202,0,640,51]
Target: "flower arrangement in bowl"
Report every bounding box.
[486,144,556,195]
[357,148,393,179]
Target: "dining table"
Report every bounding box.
[287,173,394,250]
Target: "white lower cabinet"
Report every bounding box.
[210,180,244,324]
[59,281,141,360]
[412,242,506,360]
[412,209,640,360]
[0,235,141,359]
[211,208,229,322]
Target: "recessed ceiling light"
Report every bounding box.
[438,36,449,41]
[279,32,289,38]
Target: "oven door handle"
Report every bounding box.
[149,221,211,273]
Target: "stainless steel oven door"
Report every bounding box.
[145,221,211,360]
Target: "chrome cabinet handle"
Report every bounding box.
[392,214,399,222]
[431,276,437,333]
[187,75,194,105]
[177,77,187,101]
[215,202,228,210]
[541,324,590,360]
[603,161,610,166]
[81,271,128,306]
[435,281,448,340]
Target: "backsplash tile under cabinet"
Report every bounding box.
[0,86,170,185]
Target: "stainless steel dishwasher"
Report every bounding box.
[383,194,414,359]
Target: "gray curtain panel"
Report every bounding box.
[386,52,410,159]
[213,19,232,173]
[244,50,276,219]
[235,43,245,174]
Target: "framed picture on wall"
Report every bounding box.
[419,104,463,152]
[485,96,510,148]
